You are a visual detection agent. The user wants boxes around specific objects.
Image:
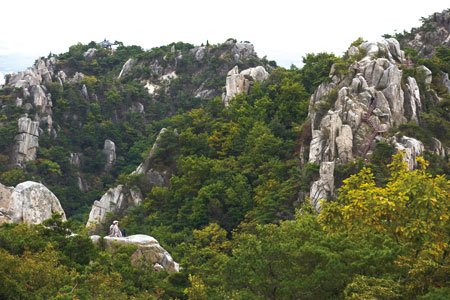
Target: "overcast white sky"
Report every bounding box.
[0,0,449,74]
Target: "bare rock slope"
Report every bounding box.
[306,38,427,210]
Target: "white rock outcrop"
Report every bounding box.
[432,138,446,158]
[0,181,66,224]
[309,162,335,211]
[403,77,421,123]
[13,117,40,165]
[86,185,143,230]
[190,46,207,61]
[7,58,57,89]
[118,58,135,78]
[90,234,180,273]
[69,72,85,84]
[222,65,269,106]
[5,58,55,136]
[393,135,425,170]
[416,65,432,86]
[84,48,97,59]
[307,38,423,166]
[87,129,174,232]
[103,139,116,172]
[304,38,429,211]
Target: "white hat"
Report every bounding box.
[113,220,118,224]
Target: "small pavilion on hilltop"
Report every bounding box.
[99,39,114,49]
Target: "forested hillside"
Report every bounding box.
[0,39,273,220]
[0,8,450,300]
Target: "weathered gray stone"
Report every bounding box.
[69,72,85,84]
[118,58,135,78]
[69,153,82,168]
[306,38,419,203]
[440,72,450,94]
[403,76,421,123]
[0,181,66,224]
[222,66,269,106]
[84,48,97,59]
[161,71,177,82]
[86,185,143,230]
[336,125,353,163]
[348,46,360,57]
[308,130,324,164]
[90,234,180,273]
[190,46,207,61]
[231,42,257,63]
[57,70,67,85]
[13,117,39,164]
[416,65,432,85]
[81,84,89,100]
[432,137,446,158]
[131,102,144,113]
[310,162,335,211]
[103,139,116,172]
[149,61,164,75]
[385,38,404,62]
[394,136,424,170]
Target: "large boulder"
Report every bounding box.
[0,181,66,224]
[90,234,180,273]
[222,65,269,106]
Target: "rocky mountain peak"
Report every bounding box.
[397,9,450,58]
[306,38,428,210]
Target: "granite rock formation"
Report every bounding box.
[87,128,174,232]
[222,65,269,106]
[305,38,428,210]
[90,234,180,273]
[0,181,66,224]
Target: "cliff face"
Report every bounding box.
[306,38,428,210]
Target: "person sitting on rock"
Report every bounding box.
[109,220,123,237]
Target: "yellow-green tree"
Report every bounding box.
[320,153,450,297]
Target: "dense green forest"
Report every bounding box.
[1,10,450,299]
[1,153,448,299]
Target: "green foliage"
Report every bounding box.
[321,154,450,297]
[0,214,185,299]
[300,52,338,93]
[0,167,31,186]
